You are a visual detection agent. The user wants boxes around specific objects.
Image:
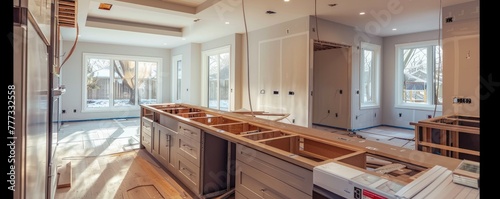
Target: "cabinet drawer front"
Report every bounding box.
[141,117,153,136]
[236,160,311,199]
[236,144,313,194]
[142,133,152,152]
[177,154,200,194]
[235,191,250,199]
[177,136,200,167]
[178,122,201,141]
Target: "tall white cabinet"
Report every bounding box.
[257,33,309,126]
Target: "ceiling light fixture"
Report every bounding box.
[284,0,290,2]
[225,21,230,24]
[359,12,365,15]
[392,28,397,31]
[98,3,113,10]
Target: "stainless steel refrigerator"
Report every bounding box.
[13,0,58,198]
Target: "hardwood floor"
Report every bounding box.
[54,118,415,199]
[54,118,196,199]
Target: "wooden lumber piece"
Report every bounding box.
[57,161,72,188]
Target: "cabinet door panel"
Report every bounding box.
[236,160,311,199]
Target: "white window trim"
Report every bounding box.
[172,54,182,103]
[201,45,231,110]
[394,40,442,111]
[81,53,162,112]
[359,42,381,110]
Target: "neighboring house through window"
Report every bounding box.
[83,53,161,111]
[395,40,442,110]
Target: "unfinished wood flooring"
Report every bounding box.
[54,118,196,199]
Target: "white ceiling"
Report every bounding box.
[60,0,476,49]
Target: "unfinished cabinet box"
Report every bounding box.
[174,122,230,198]
[235,144,313,199]
[411,115,479,162]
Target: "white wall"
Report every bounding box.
[310,16,383,130]
[201,33,243,111]
[382,30,442,129]
[312,48,351,129]
[60,41,170,121]
[172,43,201,105]
[441,0,480,117]
[241,16,310,115]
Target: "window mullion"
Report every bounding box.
[217,54,221,109]
[110,59,115,107]
[427,46,434,105]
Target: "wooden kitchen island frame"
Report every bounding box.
[140,103,465,199]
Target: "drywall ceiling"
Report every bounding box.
[60,0,477,49]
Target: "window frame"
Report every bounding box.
[394,40,442,111]
[81,53,162,112]
[172,54,183,102]
[359,42,381,109]
[201,45,231,111]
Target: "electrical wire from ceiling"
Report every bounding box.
[314,0,320,43]
[60,23,79,70]
[242,0,255,117]
[433,0,442,118]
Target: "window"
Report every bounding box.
[360,42,381,109]
[202,46,230,111]
[83,53,161,111]
[395,40,442,110]
[172,55,182,102]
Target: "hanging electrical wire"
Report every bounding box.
[60,23,80,69]
[314,0,320,42]
[242,0,255,117]
[433,0,442,118]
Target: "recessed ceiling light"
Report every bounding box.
[266,10,276,15]
[225,21,230,25]
[359,12,365,15]
[284,0,290,2]
[392,28,397,31]
[98,3,113,10]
